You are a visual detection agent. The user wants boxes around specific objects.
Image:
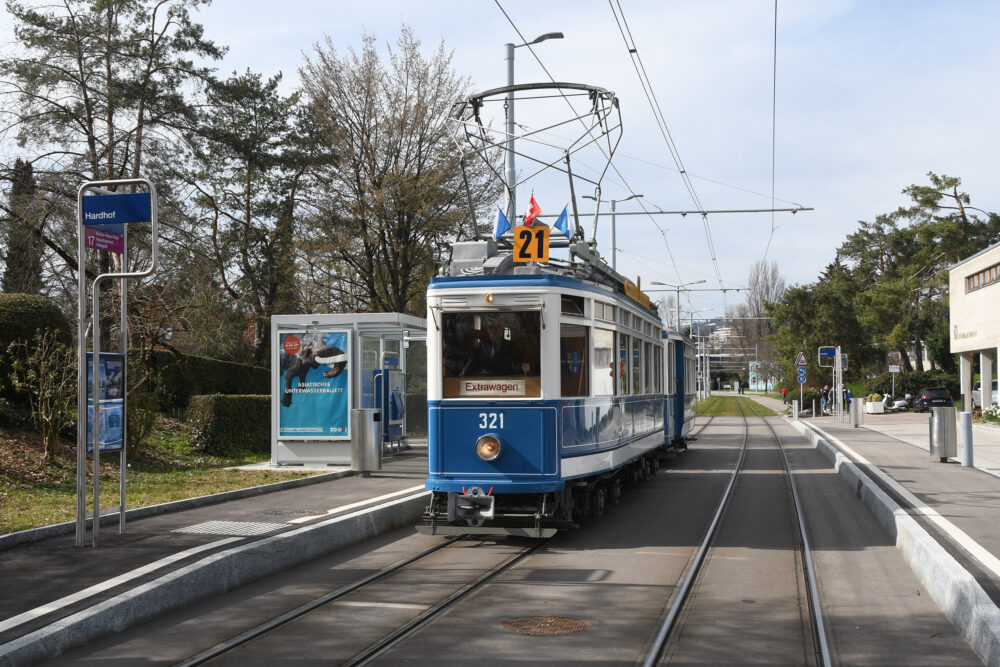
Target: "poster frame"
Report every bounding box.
[275,328,353,441]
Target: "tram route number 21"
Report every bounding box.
[513,225,549,263]
[478,412,504,429]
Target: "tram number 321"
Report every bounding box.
[513,225,549,263]
[478,412,504,429]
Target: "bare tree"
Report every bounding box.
[726,259,785,388]
[297,26,500,316]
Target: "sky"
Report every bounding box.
[5,1,1000,322]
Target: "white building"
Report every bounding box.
[949,241,1000,410]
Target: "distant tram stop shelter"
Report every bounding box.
[270,313,427,468]
[950,240,1000,411]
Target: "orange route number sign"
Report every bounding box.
[513,225,549,263]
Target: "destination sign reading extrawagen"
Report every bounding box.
[460,379,526,396]
[82,192,152,225]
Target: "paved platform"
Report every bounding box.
[0,448,429,664]
[3,396,1000,664]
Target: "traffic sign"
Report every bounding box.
[795,351,808,366]
[889,364,900,373]
[797,367,806,376]
[797,375,807,383]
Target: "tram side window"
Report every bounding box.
[632,338,641,394]
[441,311,541,398]
[644,341,653,393]
[592,328,615,396]
[654,345,662,393]
[561,295,585,316]
[666,342,676,394]
[560,324,590,397]
[618,334,630,395]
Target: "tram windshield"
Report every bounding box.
[442,310,541,398]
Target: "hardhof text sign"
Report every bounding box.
[82,192,152,225]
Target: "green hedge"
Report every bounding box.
[0,293,71,399]
[188,394,269,457]
[863,370,959,401]
[149,350,269,412]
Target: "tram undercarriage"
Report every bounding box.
[416,447,673,538]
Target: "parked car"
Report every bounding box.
[913,387,953,413]
[971,379,999,410]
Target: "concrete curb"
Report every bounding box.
[0,468,355,552]
[789,419,1000,666]
[0,491,429,665]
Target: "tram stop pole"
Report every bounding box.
[76,178,158,547]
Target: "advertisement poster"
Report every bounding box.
[278,330,351,439]
[86,352,125,452]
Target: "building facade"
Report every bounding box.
[949,241,1000,410]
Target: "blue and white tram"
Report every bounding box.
[418,243,697,537]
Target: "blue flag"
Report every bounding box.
[554,205,570,237]
[494,207,512,240]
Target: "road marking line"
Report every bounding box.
[287,485,427,524]
[816,427,1000,580]
[0,537,243,634]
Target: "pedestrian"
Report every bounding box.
[846,387,853,408]
[781,386,788,404]
[821,385,829,414]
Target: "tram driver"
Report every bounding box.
[461,315,530,376]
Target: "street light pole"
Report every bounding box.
[505,32,563,223]
[651,280,707,330]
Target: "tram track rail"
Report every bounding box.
[641,397,832,666]
[176,536,547,667]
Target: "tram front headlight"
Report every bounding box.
[475,434,502,461]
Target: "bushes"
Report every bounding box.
[149,350,269,412]
[188,394,269,457]
[0,294,71,400]
[864,371,959,400]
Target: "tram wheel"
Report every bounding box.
[590,485,606,517]
[609,478,622,505]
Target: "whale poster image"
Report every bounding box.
[278,330,351,439]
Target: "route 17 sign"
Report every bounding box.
[513,225,549,263]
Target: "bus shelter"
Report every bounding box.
[270,313,427,466]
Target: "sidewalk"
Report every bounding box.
[0,448,429,664]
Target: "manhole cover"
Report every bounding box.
[499,616,591,635]
[257,509,326,518]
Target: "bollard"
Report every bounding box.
[792,399,798,421]
[959,411,974,467]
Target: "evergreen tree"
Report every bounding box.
[2,159,45,293]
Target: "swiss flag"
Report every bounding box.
[524,193,542,227]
